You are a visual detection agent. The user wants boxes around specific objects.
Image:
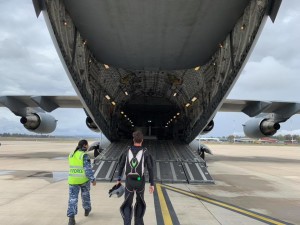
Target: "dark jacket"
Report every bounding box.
[117,146,154,186]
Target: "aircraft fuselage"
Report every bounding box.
[34,0,280,143]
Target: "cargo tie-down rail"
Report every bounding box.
[92,140,214,184]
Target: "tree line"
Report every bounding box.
[0,133,54,138]
[225,134,300,142]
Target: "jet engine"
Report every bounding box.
[86,116,100,132]
[243,118,280,138]
[200,120,214,135]
[20,113,57,134]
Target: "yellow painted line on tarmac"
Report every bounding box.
[161,184,288,225]
[156,184,174,225]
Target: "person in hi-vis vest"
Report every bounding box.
[67,140,96,225]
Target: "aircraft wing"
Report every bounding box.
[2,96,300,116]
[220,99,300,118]
[0,95,82,115]
[0,95,99,134]
[1,96,300,137]
[2,96,300,118]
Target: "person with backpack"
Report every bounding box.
[117,130,155,225]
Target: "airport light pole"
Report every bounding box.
[290,119,294,144]
[233,120,236,143]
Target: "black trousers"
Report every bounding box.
[120,178,146,225]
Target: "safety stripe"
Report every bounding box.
[170,162,177,181]
[161,187,180,225]
[120,194,132,219]
[69,166,83,169]
[105,161,116,179]
[126,149,144,176]
[128,149,134,166]
[124,153,128,177]
[94,160,105,178]
[156,184,173,225]
[195,163,207,181]
[69,174,86,177]
[141,150,144,175]
[153,187,164,225]
[79,152,85,160]
[69,151,86,160]
[184,163,194,181]
[156,162,161,180]
[161,184,292,225]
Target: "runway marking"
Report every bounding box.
[156,184,173,225]
[161,184,293,225]
[161,186,180,225]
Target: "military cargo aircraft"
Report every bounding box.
[2,0,299,183]
[2,0,292,142]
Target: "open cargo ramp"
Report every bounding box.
[93,139,214,184]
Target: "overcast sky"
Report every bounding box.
[0,0,300,137]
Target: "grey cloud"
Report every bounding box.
[229,56,300,101]
[0,108,98,137]
[0,108,31,134]
[0,1,73,96]
[50,109,99,136]
[0,37,29,59]
[204,112,300,138]
[249,1,300,65]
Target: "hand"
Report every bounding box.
[92,180,96,186]
[149,185,155,194]
[117,180,121,185]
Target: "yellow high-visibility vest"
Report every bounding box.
[68,150,89,185]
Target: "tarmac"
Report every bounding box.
[0,140,299,225]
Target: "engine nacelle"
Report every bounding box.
[20,113,57,134]
[200,120,214,135]
[243,118,280,138]
[86,117,100,132]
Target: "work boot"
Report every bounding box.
[84,209,91,217]
[68,216,75,225]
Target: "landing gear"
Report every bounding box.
[198,146,205,160]
[198,146,207,167]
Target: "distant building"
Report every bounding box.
[258,137,278,143]
[196,137,221,142]
[234,137,255,143]
[284,140,298,144]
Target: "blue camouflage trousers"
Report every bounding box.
[67,182,91,217]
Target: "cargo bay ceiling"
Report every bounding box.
[37,0,279,142]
